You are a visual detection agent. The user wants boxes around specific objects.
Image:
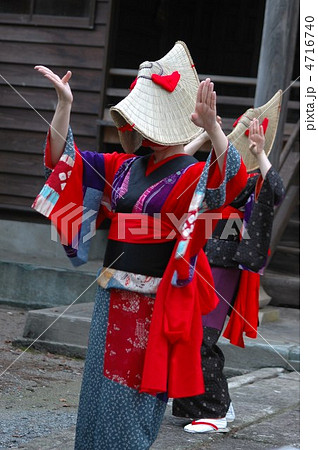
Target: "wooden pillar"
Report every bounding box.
[254,0,299,169]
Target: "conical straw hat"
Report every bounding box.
[110,41,203,153]
[227,90,282,172]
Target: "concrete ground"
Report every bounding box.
[0,305,300,449]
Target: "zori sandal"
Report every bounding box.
[184,417,229,433]
[226,402,235,422]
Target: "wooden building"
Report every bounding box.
[0,0,299,215]
[0,0,112,215]
[0,0,299,306]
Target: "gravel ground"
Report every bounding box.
[0,305,300,450]
[0,305,84,449]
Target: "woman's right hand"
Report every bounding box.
[34,65,73,105]
[34,66,73,166]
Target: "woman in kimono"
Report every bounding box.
[32,41,247,449]
[173,98,285,433]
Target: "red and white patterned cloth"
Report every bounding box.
[104,289,155,390]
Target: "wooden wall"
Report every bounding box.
[0,0,112,215]
[0,0,299,218]
[101,0,299,155]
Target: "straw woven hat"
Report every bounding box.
[110,41,203,153]
[227,90,282,172]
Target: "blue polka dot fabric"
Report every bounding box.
[74,285,167,450]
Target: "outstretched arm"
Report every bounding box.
[191,79,227,169]
[248,118,271,178]
[34,66,73,167]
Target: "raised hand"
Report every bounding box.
[248,118,265,156]
[191,79,227,168]
[191,78,217,135]
[34,65,73,105]
[34,66,73,166]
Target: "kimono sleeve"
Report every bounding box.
[254,166,285,206]
[173,142,246,280]
[203,141,247,211]
[232,167,285,272]
[32,127,109,266]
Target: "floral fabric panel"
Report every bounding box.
[98,268,161,295]
[103,288,155,390]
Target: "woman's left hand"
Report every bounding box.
[248,118,265,156]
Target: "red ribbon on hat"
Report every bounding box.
[129,71,181,93]
[118,123,135,132]
[245,117,269,136]
[130,78,138,90]
[151,71,180,92]
[232,116,269,136]
[232,115,243,128]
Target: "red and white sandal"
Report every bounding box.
[184,417,229,433]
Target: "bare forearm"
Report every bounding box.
[256,150,272,178]
[184,131,210,156]
[206,123,228,169]
[34,66,74,167]
[50,101,72,166]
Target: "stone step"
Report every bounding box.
[13,304,299,372]
[0,218,107,309]
[268,245,300,276]
[279,217,300,246]
[276,244,299,254]
[14,303,94,358]
[0,254,101,309]
[263,270,300,307]
[0,219,108,262]
[276,241,299,250]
